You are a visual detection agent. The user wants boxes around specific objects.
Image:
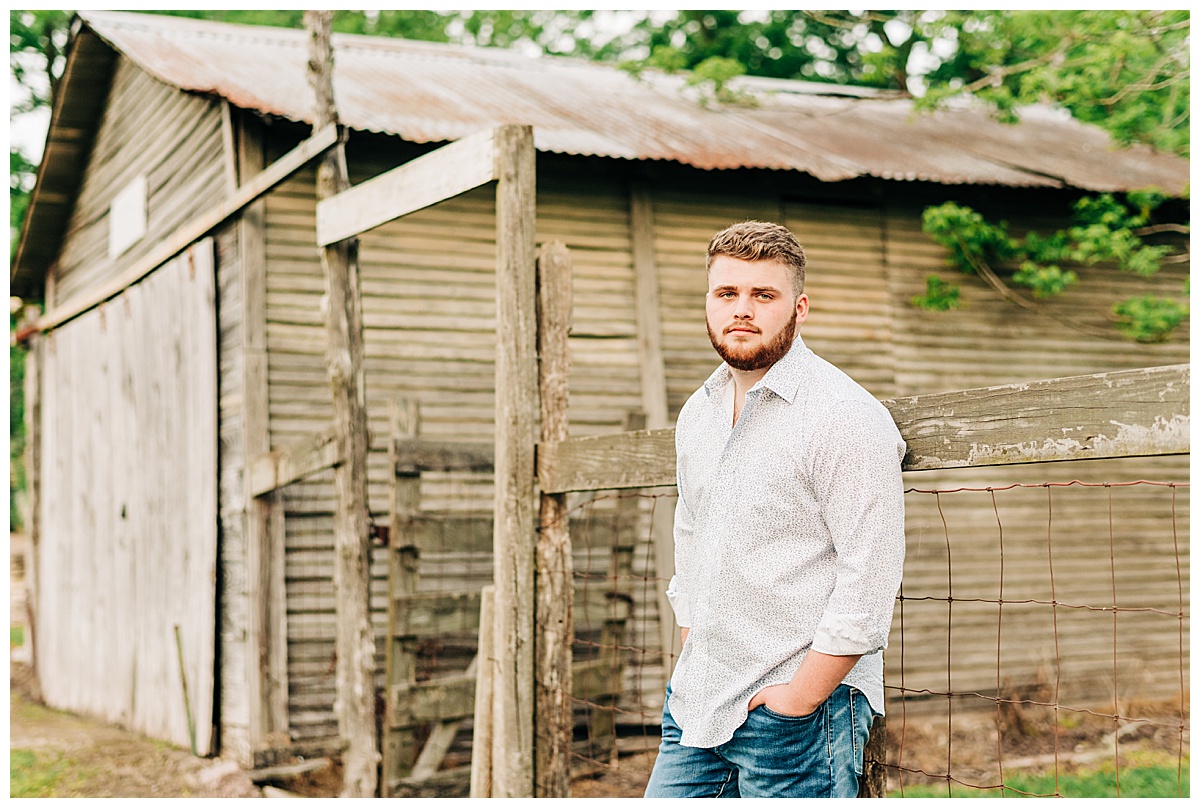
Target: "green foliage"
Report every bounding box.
[912,275,962,311]
[11,625,24,647]
[921,194,1187,341]
[917,11,1190,157]
[1112,296,1189,342]
[687,56,755,108]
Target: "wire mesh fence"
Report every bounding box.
[556,477,1189,798]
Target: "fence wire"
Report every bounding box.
[554,478,1189,798]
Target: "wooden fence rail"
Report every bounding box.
[537,364,1190,493]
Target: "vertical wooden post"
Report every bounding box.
[490,123,537,799]
[239,108,290,764]
[21,315,42,681]
[304,12,378,797]
[860,717,888,797]
[629,183,679,687]
[535,241,574,796]
[382,400,421,795]
[470,585,496,797]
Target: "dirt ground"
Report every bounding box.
[10,657,1188,799]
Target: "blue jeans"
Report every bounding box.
[644,682,875,798]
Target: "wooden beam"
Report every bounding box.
[36,123,339,334]
[888,363,1189,470]
[315,127,499,246]
[537,365,1190,493]
[535,240,574,798]
[248,427,345,499]
[305,13,376,797]
[469,586,495,798]
[539,427,675,494]
[392,439,494,475]
[627,187,679,688]
[238,111,289,759]
[490,123,538,799]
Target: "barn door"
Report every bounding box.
[37,240,219,754]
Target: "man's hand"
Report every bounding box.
[747,650,861,716]
[747,683,822,717]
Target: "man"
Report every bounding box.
[644,221,906,798]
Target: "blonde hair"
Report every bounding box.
[706,220,806,296]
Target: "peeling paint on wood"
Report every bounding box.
[537,365,1189,493]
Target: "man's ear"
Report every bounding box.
[795,294,810,325]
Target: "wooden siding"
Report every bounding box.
[51,56,226,310]
[262,168,1188,748]
[36,242,218,752]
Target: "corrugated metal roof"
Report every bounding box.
[78,10,1188,193]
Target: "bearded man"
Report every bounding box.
[643,221,907,798]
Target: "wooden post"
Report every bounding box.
[629,182,680,688]
[470,585,496,798]
[490,123,538,799]
[535,241,573,797]
[860,717,887,797]
[21,314,42,681]
[382,400,421,795]
[303,12,378,797]
[239,108,290,764]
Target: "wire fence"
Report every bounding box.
[557,477,1189,797]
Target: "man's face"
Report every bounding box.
[705,255,809,372]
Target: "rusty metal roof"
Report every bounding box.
[77,10,1188,192]
[11,11,1191,297]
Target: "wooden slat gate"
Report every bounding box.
[381,400,632,796]
[384,400,633,792]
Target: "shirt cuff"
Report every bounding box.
[812,612,887,656]
[665,575,691,628]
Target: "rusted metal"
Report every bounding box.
[77,10,1187,193]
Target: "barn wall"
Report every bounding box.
[259,142,1187,751]
[880,200,1190,708]
[36,242,218,752]
[50,55,226,310]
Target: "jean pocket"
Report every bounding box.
[758,702,822,722]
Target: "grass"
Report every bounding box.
[10,625,23,647]
[892,761,1189,798]
[9,748,98,798]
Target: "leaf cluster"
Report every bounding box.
[917,195,1188,341]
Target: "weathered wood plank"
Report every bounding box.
[535,239,574,798]
[491,123,538,798]
[470,585,495,798]
[37,123,340,333]
[305,13,376,797]
[248,426,344,498]
[539,427,676,493]
[389,657,625,728]
[888,364,1189,470]
[392,588,630,640]
[315,128,498,246]
[538,365,1190,493]
[392,439,495,475]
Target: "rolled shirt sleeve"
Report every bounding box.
[809,401,906,656]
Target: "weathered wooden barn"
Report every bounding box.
[13,11,1188,769]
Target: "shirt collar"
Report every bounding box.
[703,334,811,405]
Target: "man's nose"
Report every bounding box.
[733,294,754,318]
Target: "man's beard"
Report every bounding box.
[707,312,797,371]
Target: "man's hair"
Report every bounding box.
[706,220,806,296]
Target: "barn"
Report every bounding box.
[12,10,1188,771]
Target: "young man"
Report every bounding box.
[644,221,906,798]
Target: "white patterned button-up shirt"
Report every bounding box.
[666,335,906,749]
